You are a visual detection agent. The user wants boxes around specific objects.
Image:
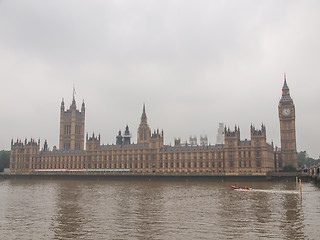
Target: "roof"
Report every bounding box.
[282,78,289,91]
[98,143,149,150]
[160,144,224,152]
[41,150,86,155]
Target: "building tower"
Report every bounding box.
[123,125,132,145]
[189,136,197,146]
[116,130,123,145]
[59,90,85,150]
[137,104,151,144]
[200,135,208,146]
[216,123,224,144]
[278,75,297,168]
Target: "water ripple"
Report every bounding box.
[0,179,319,239]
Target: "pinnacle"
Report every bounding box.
[282,74,289,91]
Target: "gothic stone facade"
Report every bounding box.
[59,96,85,151]
[10,78,297,175]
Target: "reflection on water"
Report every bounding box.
[0,178,319,240]
[53,181,87,239]
[281,193,304,240]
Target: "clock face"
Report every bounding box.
[282,108,291,116]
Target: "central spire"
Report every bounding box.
[137,103,151,144]
[141,104,147,124]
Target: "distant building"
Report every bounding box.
[10,77,297,175]
[200,135,208,146]
[189,136,197,146]
[216,123,224,144]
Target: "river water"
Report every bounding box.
[0,177,319,240]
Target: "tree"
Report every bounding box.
[298,151,320,169]
[0,150,10,172]
[282,164,296,172]
[298,151,308,168]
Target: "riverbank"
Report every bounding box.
[0,171,310,182]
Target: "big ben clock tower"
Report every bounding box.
[278,75,298,168]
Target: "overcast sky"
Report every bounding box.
[0,0,319,158]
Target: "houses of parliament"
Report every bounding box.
[10,77,298,175]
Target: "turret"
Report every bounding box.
[116,130,123,145]
[250,124,266,138]
[224,125,240,147]
[251,124,267,147]
[81,100,85,113]
[86,132,101,151]
[150,128,164,148]
[61,98,65,112]
[123,125,131,145]
[43,140,48,151]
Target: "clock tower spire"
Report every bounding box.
[278,74,297,168]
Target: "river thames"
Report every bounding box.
[0,177,319,239]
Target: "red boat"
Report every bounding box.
[231,185,253,190]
